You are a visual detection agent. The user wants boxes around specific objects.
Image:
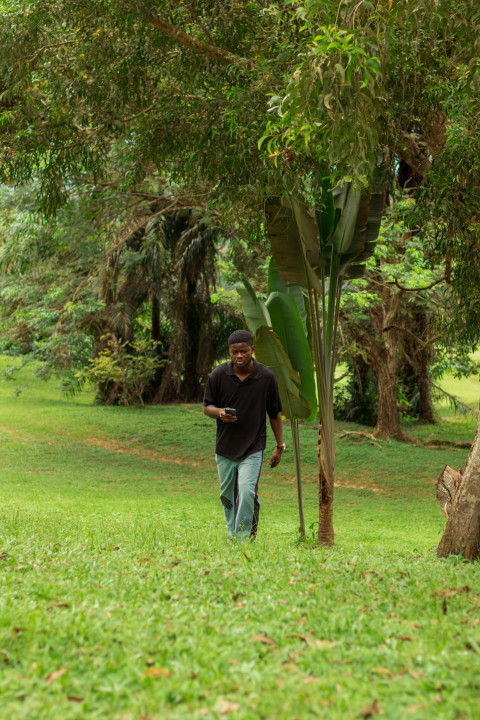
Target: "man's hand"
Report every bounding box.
[268,447,283,468]
[219,408,237,423]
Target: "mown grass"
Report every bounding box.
[1,360,480,719]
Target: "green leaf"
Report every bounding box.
[236,278,271,334]
[330,186,361,254]
[266,292,317,421]
[267,258,308,332]
[253,325,310,420]
[315,174,336,243]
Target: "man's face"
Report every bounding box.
[229,341,254,369]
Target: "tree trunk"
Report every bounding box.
[437,405,480,560]
[151,294,161,342]
[413,310,435,423]
[373,349,402,439]
[317,419,335,545]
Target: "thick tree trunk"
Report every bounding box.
[373,350,402,439]
[437,406,480,560]
[405,308,435,423]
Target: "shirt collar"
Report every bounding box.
[226,359,259,379]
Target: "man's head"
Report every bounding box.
[228,330,254,370]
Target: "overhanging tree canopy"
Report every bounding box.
[2,0,480,549]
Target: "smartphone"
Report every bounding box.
[269,458,276,468]
[225,408,237,416]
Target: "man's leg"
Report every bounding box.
[235,451,263,539]
[215,454,238,538]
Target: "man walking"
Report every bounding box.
[203,330,285,540]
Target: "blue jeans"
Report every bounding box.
[215,451,263,539]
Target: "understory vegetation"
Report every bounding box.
[1,360,479,719]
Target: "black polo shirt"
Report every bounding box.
[202,360,282,462]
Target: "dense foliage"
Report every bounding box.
[0,183,247,402]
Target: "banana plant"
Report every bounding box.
[237,260,317,537]
[266,170,386,544]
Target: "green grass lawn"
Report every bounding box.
[1,360,480,719]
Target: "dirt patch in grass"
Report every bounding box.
[0,425,35,442]
[275,469,386,493]
[335,478,385,493]
[84,436,206,467]
[334,469,387,493]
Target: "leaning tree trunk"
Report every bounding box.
[437,404,480,560]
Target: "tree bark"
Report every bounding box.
[403,308,435,423]
[373,349,402,439]
[317,419,335,545]
[437,405,480,560]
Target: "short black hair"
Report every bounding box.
[228,330,254,346]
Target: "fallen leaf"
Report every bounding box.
[374,667,391,676]
[251,634,277,646]
[138,558,152,563]
[144,667,171,678]
[359,700,381,718]
[303,676,319,684]
[234,601,246,607]
[314,639,336,648]
[298,634,314,645]
[435,586,470,598]
[219,700,240,714]
[406,703,427,713]
[67,696,84,703]
[145,657,155,666]
[396,636,412,642]
[45,666,67,683]
[241,551,251,562]
[47,602,71,611]
[277,676,285,687]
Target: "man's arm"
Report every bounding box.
[203,405,237,423]
[268,412,284,467]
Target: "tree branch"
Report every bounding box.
[184,1,217,46]
[134,3,256,69]
[388,276,446,292]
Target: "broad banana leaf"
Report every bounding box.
[267,257,308,333]
[237,279,312,420]
[330,186,362,254]
[254,325,311,420]
[266,291,317,422]
[265,198,322,293]
[236,278,271,333]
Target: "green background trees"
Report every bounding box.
[1,0,480,550]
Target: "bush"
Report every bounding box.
[76,335,164,405]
